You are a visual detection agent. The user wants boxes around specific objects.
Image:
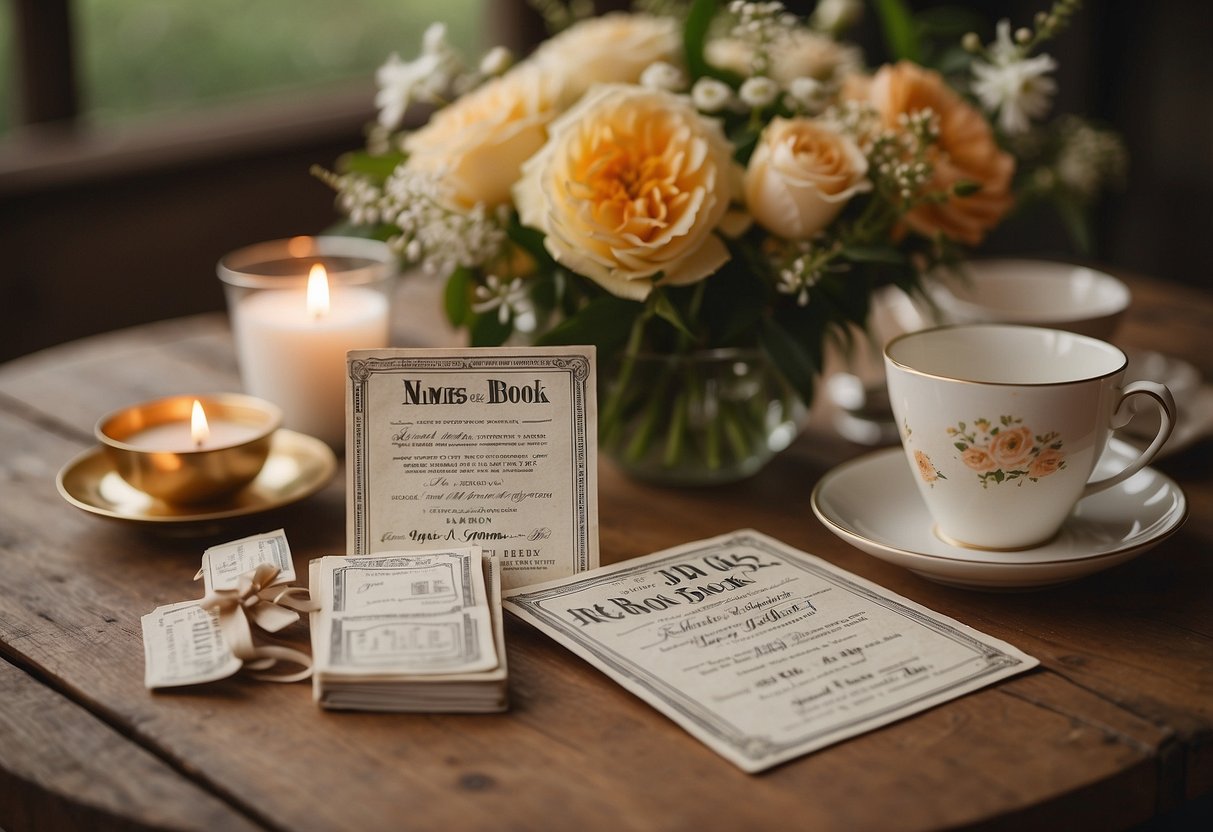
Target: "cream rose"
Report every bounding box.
[403,65,561,209]
[745,117,869,239]
[513,84,739,301]
[852,62,1015,245]
[531,13,680,106]
[706,30,862,86]
[989,426,1034,468]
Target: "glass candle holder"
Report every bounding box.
[218,236,397,448]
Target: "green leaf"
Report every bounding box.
[535,296,641,352]
[444,268,473,327]
[336,149,405,181]
[685,0,744,85]
[840,245,909,266]
[683,0,717,79]
[873,0,922,63]
[914,6,988,37]
[652,290,696,340]
[469,311,512,347]
[320,220,398,242]
[952,179,982,197]
[758,318,817,404]
[507,216,558,271]
[954,442,967,452]
[1055,194,1093,255]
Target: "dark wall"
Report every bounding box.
[0,145,354,361]
[1,0,1208,362]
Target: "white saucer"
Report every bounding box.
[811,439,1187,590]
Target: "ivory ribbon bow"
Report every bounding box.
[199,563,320,683]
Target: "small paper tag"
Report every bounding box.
[197,529,294,594]
[141,600,242,689]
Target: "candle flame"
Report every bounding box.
[190,399,210,447]
[307,263,330,319]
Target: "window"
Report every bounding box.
[2,0,483,134]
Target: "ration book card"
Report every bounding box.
[347,347,598,590]
[504,530,1038,773]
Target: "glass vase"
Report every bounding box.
[600,349,804,486]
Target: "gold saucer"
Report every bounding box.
[57,429,337,526]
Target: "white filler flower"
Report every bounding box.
[971,20,1057,135]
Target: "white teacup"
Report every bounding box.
[928,259,1131,341]
[884,324,1175,551]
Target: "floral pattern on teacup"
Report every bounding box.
[948,416,1065,488]
[914,449,945,486]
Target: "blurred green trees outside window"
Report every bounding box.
[1,0,482,133]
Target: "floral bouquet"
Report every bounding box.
[318,0,1123,484]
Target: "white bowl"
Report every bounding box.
[928,259,1131,341]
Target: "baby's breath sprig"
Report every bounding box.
[317,164,508,277]
[727,1,798,78]
[964,0,1082,59]
[311,168,387,227]
[774,239,848,307]
[868,109,939,211]
[526,0,595,34]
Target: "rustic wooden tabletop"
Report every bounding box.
[0,272,1210,831]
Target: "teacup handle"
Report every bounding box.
[1082,380,1176,498]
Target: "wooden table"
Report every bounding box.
[1,272,1211,831]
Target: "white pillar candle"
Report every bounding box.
[233,267,389,447]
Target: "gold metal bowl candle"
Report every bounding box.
[96,394,282,504]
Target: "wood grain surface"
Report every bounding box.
[0,273,1210,831]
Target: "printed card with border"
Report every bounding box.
[504,530,1038,773]
[347,346,598,590]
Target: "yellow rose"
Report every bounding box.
[531,13,680,106]
[514,84,739,301]
[853,62,1014,245]
[403,65,561,209]
[745,117,869,239]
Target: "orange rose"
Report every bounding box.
[914,450,938,483]
[1028,448,1066,479]
[854,62,1014,245]
[961,446,997,473]
[989,426,1034,468]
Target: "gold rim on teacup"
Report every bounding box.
[884,323,1128,387]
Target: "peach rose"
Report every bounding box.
[745,118,870,239]
[852,62,1014,245]
[989,426,1034,468]
[961,446,998,473]
[914,450,938,483]
[513,84,739,301]
[531,13,680,106]
[404,65,561,209]
[1028,448,1066,479]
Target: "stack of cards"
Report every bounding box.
[309,547,508,712]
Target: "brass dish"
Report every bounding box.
[57,429,336,526]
